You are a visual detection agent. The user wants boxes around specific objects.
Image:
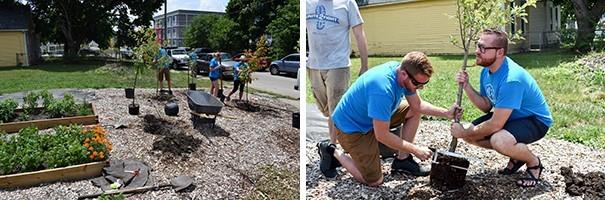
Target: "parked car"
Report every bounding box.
[269,53,300,76]
[78,49,101,57]
[119,48,133,59]
[168,48,190,69]
[196,52,235,79]
[193,47,213,56]
[231,52,271,71]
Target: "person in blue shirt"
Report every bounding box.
[156,47,172,93]
[317,52,461,186]
[451,28,553,188]
[227,55,249,101]
[209,52,222,97]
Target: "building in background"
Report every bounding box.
[0,5,40,67]
[350,0,561,56]
[153,9,225,47]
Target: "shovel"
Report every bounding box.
[78,175,193,199]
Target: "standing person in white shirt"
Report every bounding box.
[306,0,369,166]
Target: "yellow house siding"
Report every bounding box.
[0,31,25,67]
[353,0,461,56]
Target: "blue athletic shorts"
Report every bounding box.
[472,112,549,144]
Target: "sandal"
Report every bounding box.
[516,157,544,188]
[498,158,525,175]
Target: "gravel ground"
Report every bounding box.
[0,88,299,200]
[306,120,605,199]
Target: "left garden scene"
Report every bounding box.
[0,0,300,199]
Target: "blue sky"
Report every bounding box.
[154,0,230,16]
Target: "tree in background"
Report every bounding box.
[226,0,286,50]
[184,14,240,52]
[239,36,270,102]
[552,0,605,52]
[184,14,220,49]
[25,0,163,59]
[447,0,537,152]
[267,0,299,59]
[208,16,239,52]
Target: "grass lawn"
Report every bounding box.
[307,50,605,149]
[0,60,211,94]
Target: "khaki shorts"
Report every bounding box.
[336,101,410,183]
[308,68,350,117]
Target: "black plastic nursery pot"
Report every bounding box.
[128,103,139,115]
[188,83,196,90]
[292,112,300,129]
[164,101,179,116]
[429,150,470,190]
[125,88,135,99]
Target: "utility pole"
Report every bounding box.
[163,0,167,48]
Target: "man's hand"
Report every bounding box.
[445,104,463,120]
[456,70,469,88]
[412,146,433,161]
[358,66,368,76]
[450,122,471,138]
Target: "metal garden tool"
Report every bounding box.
[78,175,193,199]
[429,64,472,190]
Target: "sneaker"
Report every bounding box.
[317,140,338,178]
[391,156,430,176]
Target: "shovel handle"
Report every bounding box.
[78,184,169,199]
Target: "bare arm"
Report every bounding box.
[373,119,432,160]
[451,108,511,138]
[457,70,492,113]
[352,24,368,76]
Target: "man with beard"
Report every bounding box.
[318,52,461,186]
[450,28,552,188]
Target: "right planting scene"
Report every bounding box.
[305,0,605,199]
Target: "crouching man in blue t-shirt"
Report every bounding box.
[450,28,553,188]
[317,52,461,186]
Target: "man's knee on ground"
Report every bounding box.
[365,174,384,187]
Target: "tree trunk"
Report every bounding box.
[571,0,605,52]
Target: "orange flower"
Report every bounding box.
[88,147,94,151]
[83,143,89,148]
[89,155,95,159]
[99,154,105,159]
[85,138,90,143]
[92,151,98,156]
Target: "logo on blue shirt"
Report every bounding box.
[486,84,495,104]
[306,5,339,30]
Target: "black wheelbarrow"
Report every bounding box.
[186,90,224,128]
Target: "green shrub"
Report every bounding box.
[22,91,40,115]
[46,93,78,118]
[0,99,18,123]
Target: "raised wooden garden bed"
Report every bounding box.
[0,161,107,188]
[0,103,98,133]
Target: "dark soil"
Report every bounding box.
[142,114,202,161]
[561,166,605,199]
[233,100,260,112]
[429,153,470,190]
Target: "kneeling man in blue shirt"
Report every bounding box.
[317,51,461,186]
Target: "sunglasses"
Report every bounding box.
[477,43,503,54]
[404,68,429,87]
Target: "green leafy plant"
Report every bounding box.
[0,124,112,175]
[22,91,40,115]
[46,93,78,118]
[0,99,18,123]
[99,193,125,200]
[39,90,54,108]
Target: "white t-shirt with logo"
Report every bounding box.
[306,0,364,69]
